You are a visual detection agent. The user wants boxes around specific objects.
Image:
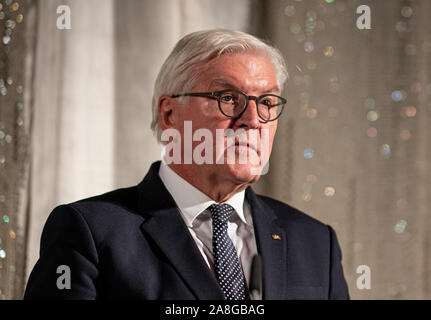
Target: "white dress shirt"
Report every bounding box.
[158,161,259,292]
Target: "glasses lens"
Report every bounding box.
[219,90,246,117]
[258,95,285,121]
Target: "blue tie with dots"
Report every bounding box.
[208,203,249,300]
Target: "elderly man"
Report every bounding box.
[25,29,349,300]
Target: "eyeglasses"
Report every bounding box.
[171,89,286,122]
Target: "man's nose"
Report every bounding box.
[236,98,261,129]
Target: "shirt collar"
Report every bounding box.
[158,161,248,227]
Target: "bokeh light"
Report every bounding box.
[394,220,407,233]
[400,129,412,141]
[367,127,378,138]
[324,186,336,197]
[304,41,314,53]
[304,148,314,159]
[367,110,379,122]
[380,144,392,159]
[284,5,295,17]
[324,46,334,57]
[401,6,413,18]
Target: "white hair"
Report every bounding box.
[151,29,288,143]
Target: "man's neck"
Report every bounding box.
[167,163,251,203]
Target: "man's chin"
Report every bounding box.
[221,163,263,184]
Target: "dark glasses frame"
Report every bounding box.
[171,89,286,122]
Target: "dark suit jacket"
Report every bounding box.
[24,161,349,300]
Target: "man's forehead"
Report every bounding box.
[199,53,278,91]
[205,53,273,72]
[209,78,239,87]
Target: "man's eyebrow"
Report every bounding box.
[209,79,280,94]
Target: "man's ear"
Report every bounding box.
[158,95,176,131]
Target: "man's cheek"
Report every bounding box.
[198,101,218,118]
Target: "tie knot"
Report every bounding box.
[208,203,234,223]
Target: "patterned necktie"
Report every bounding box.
[208,203,249,300]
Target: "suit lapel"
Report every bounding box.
[137,162,224,299]
[246,188,287,299]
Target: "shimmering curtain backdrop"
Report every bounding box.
[0,0,430,299]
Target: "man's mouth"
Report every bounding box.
[230,135,259,155]
[234,141,258,153]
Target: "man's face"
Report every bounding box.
[169,52,280,186]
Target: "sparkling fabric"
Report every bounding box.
[208,203,249,300]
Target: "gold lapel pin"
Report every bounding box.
[272,234,281,240]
